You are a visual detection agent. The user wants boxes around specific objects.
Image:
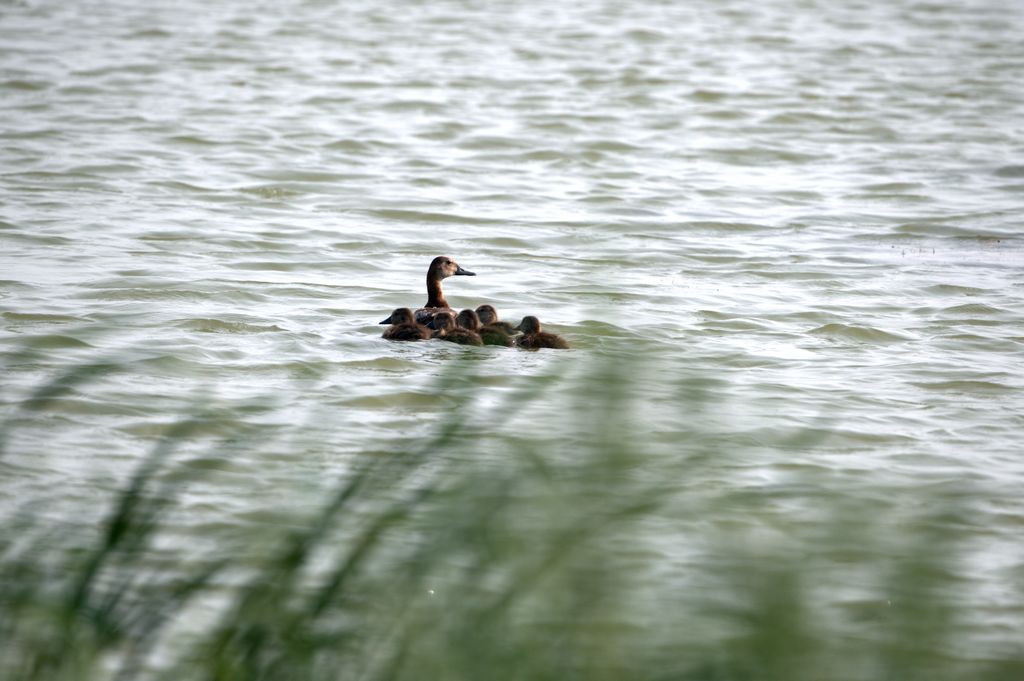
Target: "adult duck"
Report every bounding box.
[379,256,476,328]
[515,316,569,350]
[381,307,431,341]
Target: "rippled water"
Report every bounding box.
[3,0,1024,657]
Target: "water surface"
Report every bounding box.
[2,0,1023,662]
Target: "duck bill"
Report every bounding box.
[454,265,475,276]
[379,315,392,324]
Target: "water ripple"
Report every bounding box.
[2,0,1023,656]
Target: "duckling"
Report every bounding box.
[456,307,510,346]
[515,316,569,350]
[434,311,483,346]
[472,305,515,347]
[431,310,457,339]
[379,256,476,328]
[475,304,519,335]
[382,307,431,341]
[456,308,481,332]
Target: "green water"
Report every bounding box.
[2,0,1023,677]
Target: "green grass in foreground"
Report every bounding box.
[1,358,1023,681]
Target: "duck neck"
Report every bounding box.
[426,276,449,308]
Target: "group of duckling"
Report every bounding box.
[379,256,568,350]
[384,304,567,349]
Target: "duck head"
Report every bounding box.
[386,307,415,325]
[475,304,499,325]
[428,255,475,280]
[424,256,475,309]
[456,309,481,332]
[433,311,456,333]
[516,316,542,334]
